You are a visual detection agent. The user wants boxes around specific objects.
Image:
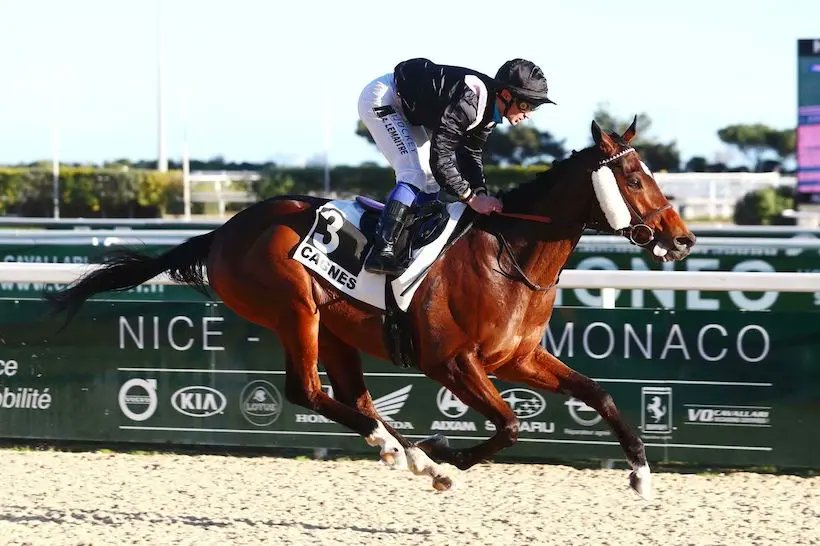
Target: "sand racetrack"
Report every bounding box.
[0,449,816,545]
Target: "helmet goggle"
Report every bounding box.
[516,99,537,112]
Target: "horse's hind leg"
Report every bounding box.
[211,222,409,474]
[318,327,405,469]
[319,328,456,490]
[271,305,395,448]
[494,346,652,500]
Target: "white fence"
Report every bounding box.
[187,171,258,218]
[180,171,797,222]
[655,172,795,220]
[3,263,818,310]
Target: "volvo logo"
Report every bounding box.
[118,378,158,422]
[171,386,227,417]
[500,388,546,419]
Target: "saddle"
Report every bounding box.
[292,194,473,369]
[355,195,453,271]
[356,195,466,369]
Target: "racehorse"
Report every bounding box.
[46,119,695,499]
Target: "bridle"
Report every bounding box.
[595,147,672,247]
[492,146,672,291]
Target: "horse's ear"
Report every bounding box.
[622,115,638,143]
[591,120,618,157]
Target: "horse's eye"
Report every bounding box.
[627,177,642,189]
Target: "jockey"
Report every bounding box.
[358,57,555,275]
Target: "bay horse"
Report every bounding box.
[46,119,695,499]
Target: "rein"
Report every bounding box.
[489,210,561,291]
[493,231,556,292]
[494,211,553,224]
[490,146,673,291]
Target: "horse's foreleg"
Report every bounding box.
[495,347,652,499]
[423,352,520,471]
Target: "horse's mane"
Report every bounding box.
[500,146,600,211]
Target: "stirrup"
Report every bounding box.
[365,248,403,275]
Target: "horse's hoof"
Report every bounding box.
[417,433,450,450]
[629,466,654,500]
[432,475,453,491]
[380,450,407,470]
[415,434,451,460]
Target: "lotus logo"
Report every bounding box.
[500,388,546,419]
[171,386,227,417]
[240,380,283,426]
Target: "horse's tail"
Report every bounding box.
[44,232,215,328]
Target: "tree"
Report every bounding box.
[766,128,796,159]
[356,120,376,145]
[733,185,795,225]
[592,104,680,171]
[355,120,566,166]
[685,156,708,172]
[716,124,795,170]
[485,125,566,166]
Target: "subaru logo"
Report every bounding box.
[171,386,227,417]
[500,388,546,419]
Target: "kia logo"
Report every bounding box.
[171,386,227,417]
[500,388,546,419]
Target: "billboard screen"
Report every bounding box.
[797,39,820,201]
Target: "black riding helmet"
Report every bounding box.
[494,59,556,106]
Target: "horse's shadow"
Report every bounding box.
[0,503,431,536]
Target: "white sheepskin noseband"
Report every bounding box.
[592,165,631,230]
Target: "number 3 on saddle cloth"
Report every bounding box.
[292,196,473,367]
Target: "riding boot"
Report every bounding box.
[365,200,410,275]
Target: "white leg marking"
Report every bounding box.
[364,421,407,470]
[406,447,459,491]
[629,463,654,500]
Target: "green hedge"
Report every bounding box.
[0,165,548,217]
[253,165,548,200]
[733,185,795,225]
[0,167,183,217]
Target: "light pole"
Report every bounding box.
[156,0,168,172]
[51,125,60,219]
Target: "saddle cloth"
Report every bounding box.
[293,199,466,311]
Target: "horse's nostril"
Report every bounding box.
[675,234,696,248]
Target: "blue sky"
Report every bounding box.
[1,0,818,167]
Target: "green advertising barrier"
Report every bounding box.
[0,242,208,302]
[2,232,820,310]
[564,238,820,311]
[0,298,817,468]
